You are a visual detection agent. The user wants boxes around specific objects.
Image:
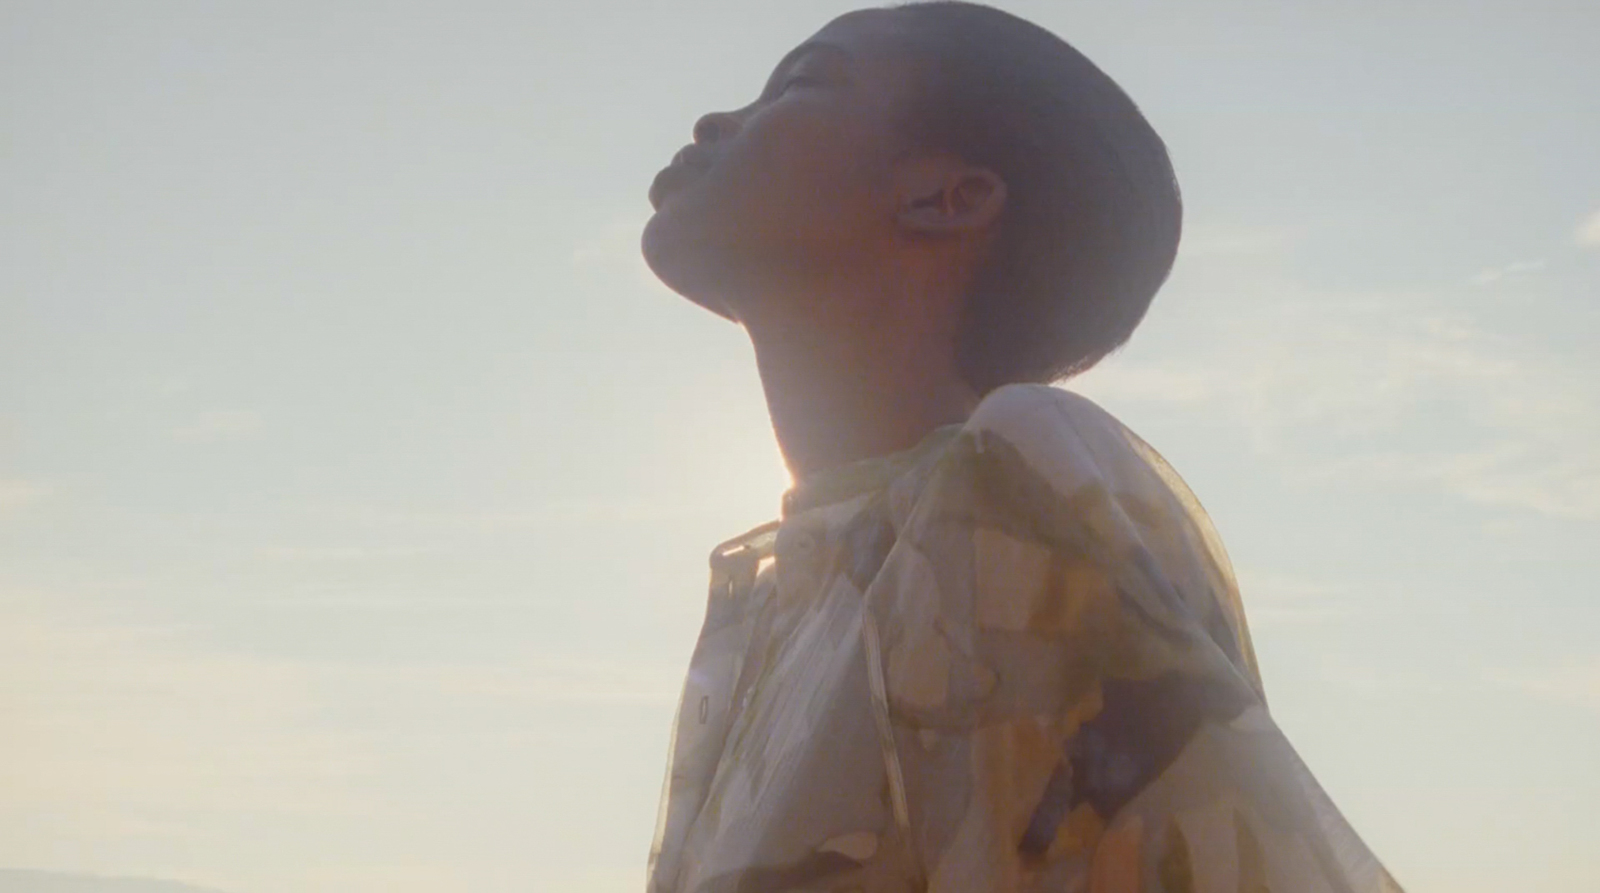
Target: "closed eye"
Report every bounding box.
[777,74,825,95]
[758,40,853,102]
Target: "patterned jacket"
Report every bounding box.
[647,384,1402,893]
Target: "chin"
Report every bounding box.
[641,210,738,320]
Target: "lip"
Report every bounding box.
[648,145,716,210]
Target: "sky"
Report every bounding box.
[2,0,1597,891]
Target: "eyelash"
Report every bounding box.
[779,75,823,93]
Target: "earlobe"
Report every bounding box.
[895,164,1007,236]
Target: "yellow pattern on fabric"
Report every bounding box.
[647,384,1402,893]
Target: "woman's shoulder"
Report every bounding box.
[881,382,1160,536]
[957,382,1154,500]
[967,381,1111,434]
[902,382,1260,688]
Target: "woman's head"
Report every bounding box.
[641,2,1181,393]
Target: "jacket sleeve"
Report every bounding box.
[861,387,1401,893]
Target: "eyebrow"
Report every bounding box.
[773,40,853,73]
[761,40,854,94]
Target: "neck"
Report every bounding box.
[737,264,979,483]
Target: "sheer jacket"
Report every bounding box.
[647,384,1401,893]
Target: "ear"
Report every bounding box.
[893,155,1007,237]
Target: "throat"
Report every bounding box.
[749,324,978,484]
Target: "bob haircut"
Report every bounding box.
[889,1,1182,393]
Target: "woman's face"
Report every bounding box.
[640,10,921,318]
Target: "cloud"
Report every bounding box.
[0,591,681,891]
[171,410,262,443]
[1399,447,1599,520]
[318,496,742,535]
[0,869,233,893]
[1486,658,1600,709]
[1468,258,1545,286]
[386,655,681,707]
[569,217,641,266]
[1232,570,1361,629]
[1177,223,1294,260]
[0,479,52,513]
[252,544,439,561]
[0,596,676,816]
[569,211,680,300]
[1077,276,1600,520]
[1065,365,1215,406]
[1577,208,1600,248]
[0,598,367,827]
[1316,661,1458,698]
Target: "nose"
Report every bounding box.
[692,109,740,145]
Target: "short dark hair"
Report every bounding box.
[889,1,1182,393]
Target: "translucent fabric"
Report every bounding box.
[648,384,1402,893]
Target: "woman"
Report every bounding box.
[640,3,1401,891]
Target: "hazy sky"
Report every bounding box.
[3,1,1597,891]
